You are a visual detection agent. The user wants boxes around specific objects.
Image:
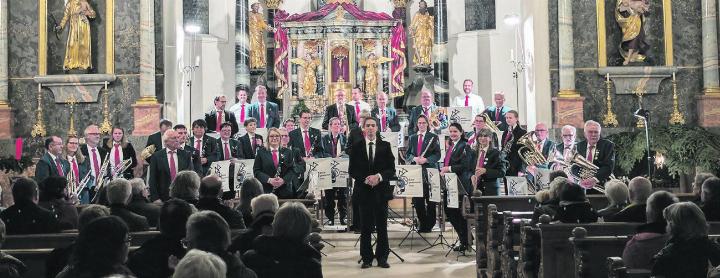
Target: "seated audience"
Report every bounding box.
[622,191,678,269]
[597,179,629,221]
[693,172,716,204]
[531,177,571,224]
[185,211,257,278]
[548,169,568,182]
[127,178,161,227]
[0,219,27,278]
[0,177,60,234]
[243,202,323,278]
[237,178,264,225]
[107,178,150,232]
[173,249,227,278]
[701,177,720,221]
[229,194,279,254]
[652,202,720,278]
[56,216,135,277]
[46,205,110,278]
[128,199,196,278]
[196,175,246,229]
[38,176,79,229]
[554,182,598,223]
[171,170,201,205]
[534,190,551,204]
[612,177,652,223]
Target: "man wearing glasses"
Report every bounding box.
[205,95,240,136]
[288,111,323,159]
[80,125,108,190]
[524,122,554,190]
[552,125,577,171]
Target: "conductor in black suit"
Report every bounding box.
[205,95,239,136]
[405,115,441,232]
[576,120,616,191]
[253,128,296,199]
[500,110,527,176]
[145,119,173,151]
[322,88,357,131]
[148,130,195,202]
[288,111,323,158]
[349,117,396,269]
[470,128,506,196]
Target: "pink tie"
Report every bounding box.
[465,95,469,107]
[216,111,223,132]
[260,104,266,128]
[168,151,177,181]
[423,107,429,118]
[477,150,486,168]
[114,144,121,166]
[91,149,100,178]
[71,158,79,183]
[504,131,512,146]
[381,110,387,132]
[303,131,312,157]
[444,142,454,165]
[224,142,231,160]
[240,104,246,123]
[587,145,595,162]
[495,107,501,121]
[416,134,423,157]
[355,102,360,119]
[272,149,279,168]
[55,158,64,177]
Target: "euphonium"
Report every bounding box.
[140,145,156,161]
[482,113,501,134]
[429,109,441,130]
[563,151,604,192]
[517,131,548,167]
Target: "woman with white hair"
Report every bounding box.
[228,193,279,255]
[622,191,677,269]
[597,179,629,221]
[651,202,720,277]
[173,249,226,278]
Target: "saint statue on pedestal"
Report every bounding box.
[55,0,96,71]
[360,53,393,97]
[615,0,650,65]
[249,2,275,69]
[409,0,433,67]
[290,52,322,98]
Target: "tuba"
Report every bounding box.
[482,113,501,134]
[564,152,603,192]
[517,131,548,167]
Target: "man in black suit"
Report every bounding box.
[371,92,400,132]
[148,130,195,202]
[80,124,108,199]
[0,177,60,234]
[237,118,264,159]
[322,88,357,131]
[205,95,240,136]
[483,91,512,131]
[288,110,323,158]
[470,128,506,196]
[576,120,615,190]
[551,125,577,170]
[500,110,527,176]
[407,89,442,135]
[145,119,173,151]
[405,115,441,232]
[35,136,70,183]
[174,124,203,177]
[248,85,280,128]
[321,117,349,225]
[349,117,396,269]
[524,122,554,189]
[190,119,218,176]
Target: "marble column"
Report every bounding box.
[697,0,720,127]
[132,0,162,136]
[433,0,449,107]
[235,0,250,88]
[0,0,12,139]
[553,0,583,128]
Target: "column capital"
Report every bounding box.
[704,86,720,95]
[265,0,283,10]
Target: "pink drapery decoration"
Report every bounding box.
[390,23,406,97]
[15,138,22,160]
[273,25,289,93]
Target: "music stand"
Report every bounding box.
[418,185,453,253]
[398,198,431,249]
[355,232,406,264]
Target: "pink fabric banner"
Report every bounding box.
[390,23,407,97]
[274,26,289,93]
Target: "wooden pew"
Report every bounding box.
[485,208,532,278]
[606,257,652,278]
[501,217,533,278]
[517,226,541,278]
[4,246,141,278]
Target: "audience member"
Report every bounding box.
[548,170,568,183]
[612,177,652,222]
[243,202,323,278]
[45,204,110,278]
[597,179,629,221]
[127,178,161,227]
[128,199,196,278]
[229,194,279,254]
[197,175,246,229]
[702,177,720,221]
[173,249,227,278]
[0,177,60,234]
[171,170,201,205]
[107,178,150,232]
[652,202,720,278]
[56,216,135,277]
[554,183,598,223]
[531,177,571,224]
[0,219,27,278]
[38,176,79,229]
[237,178,264,225]
[693,172,716,204]
[622,191,678,269]
[534,190,551,204]
[185,211,257,278]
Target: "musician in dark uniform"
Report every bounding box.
[148,130,195,202]
[253,128,296,199]
[35,136,70,183]
[288,110,323,158]
[216,122,245,199]
[237,118,264,159]
[279,127,305,197]
[205,95,239,136]
[500,110,527,176]
[190,119,218,176]
[440,123,473,252]
[405,115,441,232]
[407,89,442,135]
[322,88,357,131]
[483,91,512,131]
[79,125,107,201]
[321,117,349,225]
[103,127,138,179]
[576,120,615,191]
[470,128,506,196]
[145,119,173,151]
[174,124,203,177]
[466,114,499,148]
[371,92,401,132]
[523,122,554,190]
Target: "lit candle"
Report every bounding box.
[672,72,676,81]
[606,73,610,82]
[37,83,40,92]
[195,56,200,67]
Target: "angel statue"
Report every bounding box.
[249,2,275,69]
[55,0,96,71]
[616,0,650,65]
[409,0,434,67]
[360,53,393,97]
[290,52,322,98]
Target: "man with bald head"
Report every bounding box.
[371,92,400,132]
[576,120,616,191]
[322,88,358,131]
[407,89,441,135]
[148,129,195,202]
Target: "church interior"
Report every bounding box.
[0,0,720,277]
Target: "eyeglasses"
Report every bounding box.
[269,135,281,138]
[281,135,289,138]
[536,129,548,132]
[562,134,574,138]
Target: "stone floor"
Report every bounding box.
[318,223,477,277]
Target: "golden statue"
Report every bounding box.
[615,0,649,65]
[290,53,322,98]
[249,3,274,69]
[409,0,434,67]
[360,53,393,97]
[55,0,96,71]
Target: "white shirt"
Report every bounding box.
[167,149,179,172]
[453,93,485,117]
[228,102,250,122]
[347,100,371,114]
[110,142,124,168]
[364,138,383,181]
[88,146,101,176]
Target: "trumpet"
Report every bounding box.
[112,158,133,178]
[91,153,111,204]
[74,171,93,198]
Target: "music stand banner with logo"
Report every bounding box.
[234,159,255,192]
[305,158,333,190]
[210,160,234,192]
[536,168,552,190]
[506,176,530,195]
[394,165,423,197]
[445,172,460,208]
[427,168,441,203]
[448,106,473,131]
[331,158,349,188]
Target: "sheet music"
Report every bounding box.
[209,160,233,192]
[394,165,423,197]
[445,172,459,208]
[331,158,349,188]
[234,159,255,192]
[305,158,333,190]
[448,106,473,131]
[427,168,441,203]
[506,176,530,195]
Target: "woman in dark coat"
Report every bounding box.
[553,182,598,223]
[103,126,138,179]
[38,176,78,230]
